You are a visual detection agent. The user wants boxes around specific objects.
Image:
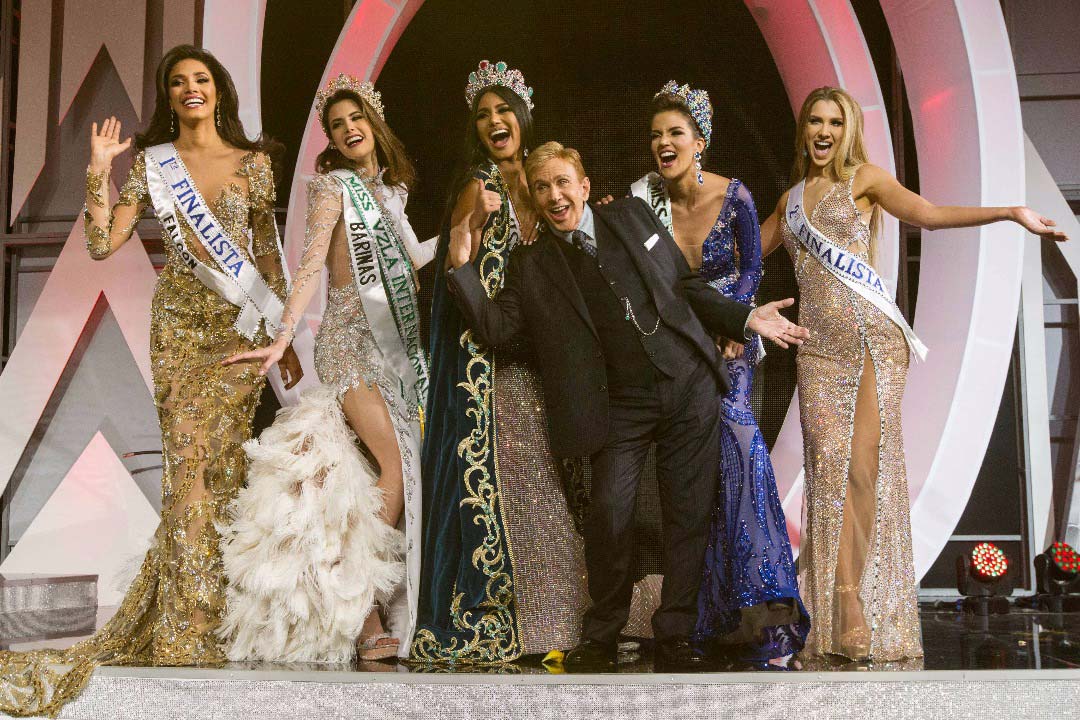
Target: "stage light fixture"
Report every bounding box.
[956,542,1012,615]
[1031,541,1080,612]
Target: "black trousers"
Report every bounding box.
[582,359,721,643]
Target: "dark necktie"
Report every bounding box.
[572,229,597,258]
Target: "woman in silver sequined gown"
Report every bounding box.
[411,65,590,664]
[221,78,435,663]
[760,87,1065,663]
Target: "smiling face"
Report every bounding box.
[530,157,590,233]
[650,109,705,183]
[803,99,845,170]
[168,58,216,124]
[474,90,521,162]
[326,97,376,167]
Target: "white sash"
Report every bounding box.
[631,172,766,363]
[330,169,427,653]
[144,143,285,341]
[787,180,927,361]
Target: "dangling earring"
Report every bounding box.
[170,110,176,135]
[215,103,221,128]
[523,147,529,159]
[802,147,808,158]
[694,151,704,186]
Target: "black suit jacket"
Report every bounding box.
[448,197,752,457]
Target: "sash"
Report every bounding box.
[787,180,927,361]
[330,169,429,413]
[631,172,766,364]
[144,143,285,341]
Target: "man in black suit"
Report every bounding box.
[446,142,807,670]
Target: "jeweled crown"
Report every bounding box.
[315,73,385,133]
[656,80,712,148]
[464,60,534,111]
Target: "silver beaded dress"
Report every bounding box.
[219,170,435,663]
[780,169,922,662]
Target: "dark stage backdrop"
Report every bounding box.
[376,0,800,447]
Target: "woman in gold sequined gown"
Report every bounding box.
[220,76,435,663]
[0,46,298,716]
[760,87,1066,663]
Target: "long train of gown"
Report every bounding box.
[780,171,922,661]
[0,150,287,716]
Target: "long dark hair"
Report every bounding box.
[135,45,283,181]
[315,90,416,190]
[648,91,710,162]
[442,84,537,229]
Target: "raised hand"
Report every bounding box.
[470,179,503,231]
[448,218,473,269]
[747,298,809,349]
[596,194,616,206]
[1012,207,1068,242]
[90,117,132,172]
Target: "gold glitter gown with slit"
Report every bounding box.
[0,149,286,717]
[780,171,922,662]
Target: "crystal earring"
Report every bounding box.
[170,110,176,135]
[523,147,529,159]
[215,104,221,127]
[694,151,704,186]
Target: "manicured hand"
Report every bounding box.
[222,337,288,377]
[1012,207,1068,242]
[471,179,502,231]
[747,298,809,349]
[90,117,132,171]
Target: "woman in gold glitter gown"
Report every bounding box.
[220,75,435,663]
[0,46,298,717]
[410,62,590,664]
[760,87,1066,663]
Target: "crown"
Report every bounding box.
[464,60,534,111]
[315,73,385,132]
[656,80,712,148]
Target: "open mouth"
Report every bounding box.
[812,140,832,159]
[658,150,677,169]
[345,133,365,148]
[489,128,511,149]
[182,96,205,108]
[547,203,571,223]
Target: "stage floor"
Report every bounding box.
[2,603,1079,718]
[4,602,1079,673]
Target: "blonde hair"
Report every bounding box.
[791,86,881,262]
[525,141,586,186]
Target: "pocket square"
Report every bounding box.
[644,233,659,251]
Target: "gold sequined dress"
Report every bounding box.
[0,149,286,717]
[781,171,922,662]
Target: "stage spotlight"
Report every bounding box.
[956,542,1012,615]
[1032,541,1080,612]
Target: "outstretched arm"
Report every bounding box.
[857,163,1067,240]
[221,175,341,386]
[84,118,143,260]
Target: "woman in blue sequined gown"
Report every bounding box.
[631,84,809,663]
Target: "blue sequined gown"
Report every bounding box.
[692,179,809,661]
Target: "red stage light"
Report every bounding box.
[971,542,1009,580]
[1049,542,1079,576]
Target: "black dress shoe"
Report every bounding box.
[564,639,617,669]
[654,637,710,672]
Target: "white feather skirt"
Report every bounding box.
[218,385,405,663]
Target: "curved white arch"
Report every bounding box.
[879,0,1025,574]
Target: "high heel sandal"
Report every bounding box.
[357,632,399,661]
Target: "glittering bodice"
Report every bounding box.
[698,179,761,306]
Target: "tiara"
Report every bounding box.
[464,60,534,111]
[656,80,712,148]
[315,73,385,131]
